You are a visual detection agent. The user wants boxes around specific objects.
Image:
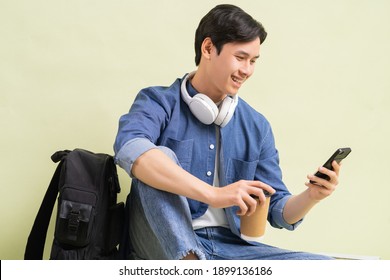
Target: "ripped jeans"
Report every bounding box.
[125,146,332,260]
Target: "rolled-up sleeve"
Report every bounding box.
[113,86,176,176]
[115,138,157,177]
[269,195,303,230]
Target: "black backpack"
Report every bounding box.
[24,149,125,259]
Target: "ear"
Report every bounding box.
[201,37,214,60]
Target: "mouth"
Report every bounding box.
[231,75,245,86]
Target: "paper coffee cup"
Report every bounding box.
[240,195,270,242]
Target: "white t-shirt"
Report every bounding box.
[192,127,229,230]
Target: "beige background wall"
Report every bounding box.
[1,0,389,259]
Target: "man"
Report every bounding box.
[114,4,340,260]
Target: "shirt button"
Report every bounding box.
[206,171,212,177]
[209,144,215,150]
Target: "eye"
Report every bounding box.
[235,56,244,61]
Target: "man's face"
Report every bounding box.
[208,37,260,97]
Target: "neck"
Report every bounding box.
[190,70,226,103]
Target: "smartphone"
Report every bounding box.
[310,147,352,183]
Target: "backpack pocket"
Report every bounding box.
[55,186,97,247]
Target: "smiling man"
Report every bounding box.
[114,4,341,260]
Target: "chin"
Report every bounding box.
[227,87,240,95]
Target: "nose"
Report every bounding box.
[239,61,254,78]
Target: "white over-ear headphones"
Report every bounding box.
[180,72,238,127]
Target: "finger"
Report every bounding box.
[317,166,338,185]
[247,187,267,205]
[246,180,276,196]
[257,181,276,195]
[307,174,337,191]
[244,195,258,216]
[331,160,341,176]
[307,174,330,189]
[305,181,331,196]
[326,169,339,186]
[236,199,249,216]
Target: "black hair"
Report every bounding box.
[194,4,267,66]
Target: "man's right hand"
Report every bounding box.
[209,180,275,216]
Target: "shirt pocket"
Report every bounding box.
[165,137,194,171]
[226,158,259,183]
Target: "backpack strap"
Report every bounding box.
[24,152,67,259]
[118,193,132,259]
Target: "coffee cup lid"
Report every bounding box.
[250,191,271,199]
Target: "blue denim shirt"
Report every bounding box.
[114,74,302,237]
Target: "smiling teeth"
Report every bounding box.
[232,77,242,83]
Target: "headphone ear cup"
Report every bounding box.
[188,93,218,125]
[214,96,236,127]
[180,72,238,127]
